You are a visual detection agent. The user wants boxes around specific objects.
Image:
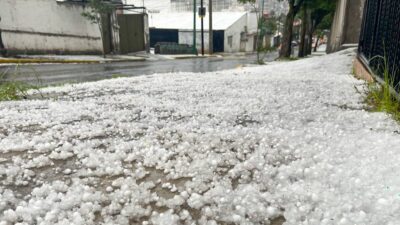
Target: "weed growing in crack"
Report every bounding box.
[0,65,43,101]
[362,55,400,122]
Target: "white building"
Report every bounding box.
[149,12,257,53]
[125,0,286,54]
[129,0,288,14]
[124,0,172,13]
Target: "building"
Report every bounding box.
[171,0,241,12]
[126,0,286,54]
[124,0,171,13]
[0,0,148,55]
[327,0,366,53]
[148,12,257,53]
[169,0,287,15]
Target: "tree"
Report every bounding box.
[279,0,305,58]
[81,0,114,57]
[0,16,7,57]
[298,1,308,57]
[297,0,336,57]
[238,0,278,64]
[310,0,336,52]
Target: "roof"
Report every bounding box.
[148,12,247,31]
[125,0,171,12]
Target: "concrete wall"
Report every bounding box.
[327,0,365,53]
[0,0,103,54]
[224,13,249,53]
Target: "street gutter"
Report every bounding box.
[0,57,146,65]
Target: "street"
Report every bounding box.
[0,53,278,86]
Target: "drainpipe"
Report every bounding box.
[201,0,205,56]
[209,0,213,54]
[193,0,197,55]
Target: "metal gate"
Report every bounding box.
[213,30,224,53]
[149,29,179,48]
[118,14,145,54]
[359,0,400,91]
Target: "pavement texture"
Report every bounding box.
[1,49,400,225]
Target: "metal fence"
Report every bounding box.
[358,0,400,91]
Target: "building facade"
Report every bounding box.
[0,0,148,55]
[169,0,287,14]
[0,0,104,54]
[149,12,257,53]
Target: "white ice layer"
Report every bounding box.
[1,49,400,225]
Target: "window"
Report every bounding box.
[240,32,247,41]
[228,35,233,48]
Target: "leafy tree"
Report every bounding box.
[298,1,309,57]
[297,0,336,57]
[0,17,7,57]
[238,0,278,64]
[237,0,263,63]
[81,0,114,57]
[278,0,306,58]
[312,1,336,52]
[264,17,278,35]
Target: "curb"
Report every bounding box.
[0,58,147,64]
[107,58,147,63]
[0,59,101,64]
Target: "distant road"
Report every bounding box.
[0,52,278,86]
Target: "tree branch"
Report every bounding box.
[293,0,306,14]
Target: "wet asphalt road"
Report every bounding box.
[0,52,278,86]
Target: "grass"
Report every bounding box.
[0,81,31,101]
[363,56,400,122]
[0,66,43,101]
[0,68,132,102]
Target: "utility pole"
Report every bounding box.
[200,0,205,56]
[208,0,213,54]
[193,0,197,55]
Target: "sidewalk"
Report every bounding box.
[0,54,146,65]
[0,49,399,225]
